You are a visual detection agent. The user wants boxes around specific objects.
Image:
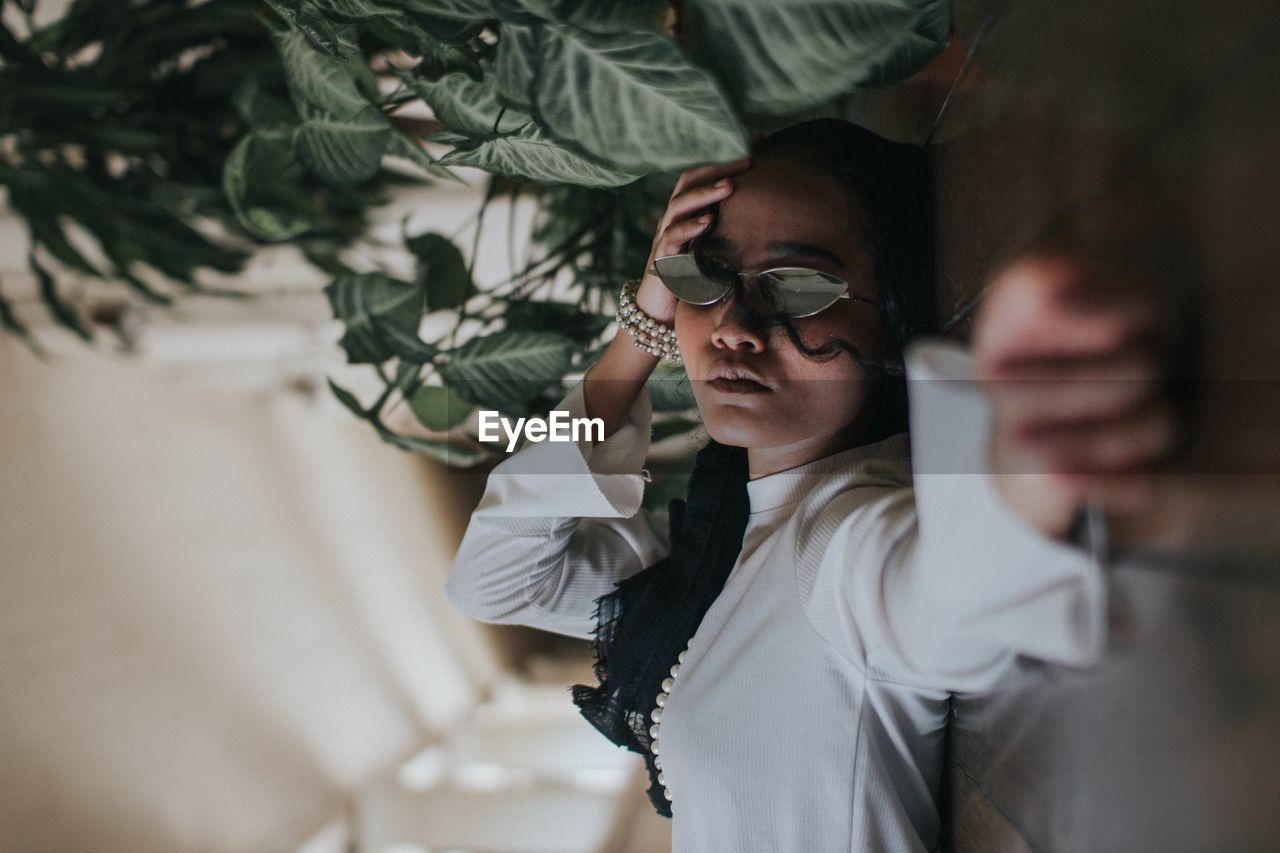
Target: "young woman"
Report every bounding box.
[447,120,1177,851]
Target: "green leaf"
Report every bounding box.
[395,0,494,21]
[306,0,401,18]
[396,69,530,138]
[385,132,464,182]
[405,232,474,310]
[327,378,370,418]
[264,0,350,58]
[362,14,483,79]
[273,25,368,118]
[504,299,610,343]
[494,23,538,109]
[324,271,429,364]
[439,124,641,187]
[424,128,476,147]
[408,383,474,431]
[222,134,314,241]
[522,0,668,33]
[685,0,951,116]
[534,27,747,171]
[646,362,696,411]
[439,330,576,408]
[295,104,393,185]
[0,288,39,352]
[232,82,299,134]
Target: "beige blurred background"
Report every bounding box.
[0,169,672,852]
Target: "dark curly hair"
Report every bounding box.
[688,118,937,437]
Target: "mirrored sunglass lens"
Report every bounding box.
[654,255,731,305]
[759,269,847,317]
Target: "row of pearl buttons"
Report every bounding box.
[649,648,687,803]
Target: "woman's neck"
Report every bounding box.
[747,421,866,480]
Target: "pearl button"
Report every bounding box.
[654,756,662,770]
[649,723,661,739]
[663,787,672,801]
[650,739,660,755]
[670,663,681,677]
[655,691,668,707]
[658,771,666,785]
[650,707,663,723]
[661,677,674,692]
[678,650,686,663]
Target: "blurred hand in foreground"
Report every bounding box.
[974,254,1184,538]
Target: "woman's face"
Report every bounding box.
[675,149,887,453]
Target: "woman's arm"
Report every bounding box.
[794,342,1106,693]
[446,377,669,639]
[447,158,753,638]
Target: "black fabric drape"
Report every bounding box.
[571,438,751,817]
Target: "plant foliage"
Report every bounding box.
[3,0,951,493]
[0,0,419,345]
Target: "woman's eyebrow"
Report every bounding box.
[763,241,844,266]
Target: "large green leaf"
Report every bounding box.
[494,23,538,109]
[324,271,432,363]
[222,133,314,241]
[521,0,668,33]
[305,0,401,18]
[405,231,474,310]
[685,0,951,116]
[439,123,641,187]
[397,69,530,138]
[535,27,747,171]
[273,25,368,117]
[439,330,576,408]
[295,104,392,185]
[395,0,493,21]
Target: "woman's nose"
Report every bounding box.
[709,294,768,352]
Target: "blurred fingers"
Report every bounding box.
[1017,398,1181,476]
[984,343,1165,426]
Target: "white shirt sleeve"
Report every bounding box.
[797,340,1108,694]
[445,378,670,640]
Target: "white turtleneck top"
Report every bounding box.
[446,342,1106,852]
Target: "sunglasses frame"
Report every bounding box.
[651,253,876,319]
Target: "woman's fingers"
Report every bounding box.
[654,214,714,259]
[985,343,1165,429]
[670,157,752,197]
[1019,398,1181,476]
[662,179,734,228]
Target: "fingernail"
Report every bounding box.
[699,214,712,223]
[715,178,730,188]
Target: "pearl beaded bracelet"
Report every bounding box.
[617,278,681,362]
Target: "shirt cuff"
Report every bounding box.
[905,339,1108,671]
[473,378,653,519]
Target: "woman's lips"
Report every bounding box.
[708,377,771,394]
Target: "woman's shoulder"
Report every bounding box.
[781,434,917,578]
